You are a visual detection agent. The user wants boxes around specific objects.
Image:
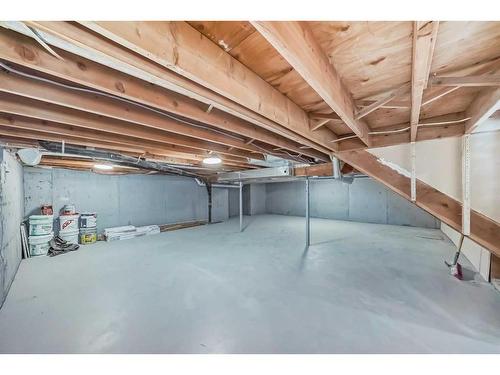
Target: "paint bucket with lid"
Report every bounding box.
[59,214,79,232]
[62,204,76,215]
[59,228,79,244]
[29,215,54,236]
[80,213,97,229]
[29,233,53,256]
[80,227,97,245]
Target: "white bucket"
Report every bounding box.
[59,214,79,232]
[29,215,53,236]
[59,229,79,244]
[29,233,53,256]
[62,204,76,214]
[80,213,97,228]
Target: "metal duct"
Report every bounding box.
[216,166,292,182]
[38,141,201,179]
[331,156,342,179]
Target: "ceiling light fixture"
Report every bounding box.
[202,155,222,165]
[94,163,114,170]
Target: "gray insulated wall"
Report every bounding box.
[24,167,229,233]
[0,150,24,308]
[265,178,440,229]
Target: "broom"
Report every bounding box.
[445,234,464,280]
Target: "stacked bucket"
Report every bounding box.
[59,204,80,244]
[28,214,54,256]
[27,205,98,256]
[79,213,97,244]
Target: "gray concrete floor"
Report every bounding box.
[1,214,500,353]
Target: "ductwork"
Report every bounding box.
[331,156,342,180]
[38,141,201,179]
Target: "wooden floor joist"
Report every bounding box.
[0,125,257,170]
[0,114,252,163]
[76,21,338,150]
[0,92,265,161]
[251,21,371,146]
[0,70,265,154]
[410,21,439,142]
[0,29,328,162]
[13,21,336,154]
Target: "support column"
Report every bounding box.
[410,142,416,202]
[239,181,243,232]
[305,177,310,248]
[462,134,471,235]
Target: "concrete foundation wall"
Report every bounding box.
[23,167,222,233]
[212,187,229,223]
[265,178,440,228]
[228,188,239,218]
[0,150,24,308]
[249,184,266,215]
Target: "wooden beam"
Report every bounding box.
[252,21,371,146]
[294,163,333,177]
[40,156,189,171]
[0,125,256,171]
[357,99,410,109]
[61,21,337,151]
[0,117,257,168]
[0,93,263,161]
[410,21,439,142]
[337,113,467,152]
[0,113,219,161]
[308,112,341,120]
[2,22,334,154]
[421,86,460,106]
[0,29,328,161]
[310,119,331,131]
[464,88,500,133]
[358,55,500,111]
[0,70,263,154]
[303,151,500,257]
[430,75,500,87]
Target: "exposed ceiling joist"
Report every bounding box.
[0,30,328,162]
[337,113,468,152]
[0,113,242,161]
[0,93,264,161]
[0,125,257,170]
[251,21,372,146]
[68,21,337,152]
[410,21,440,142]
[310,119,332,132]
[0,69,266,155]
[0,21,334,155]
[430,75,500,87]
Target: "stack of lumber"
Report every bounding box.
[104,220,206,241]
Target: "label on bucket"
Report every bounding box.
[80,230,97,245]
[60,214,79,232]
[29,215,54,236]
[80,213,97,228]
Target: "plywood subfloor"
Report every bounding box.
[1,215,499,353]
